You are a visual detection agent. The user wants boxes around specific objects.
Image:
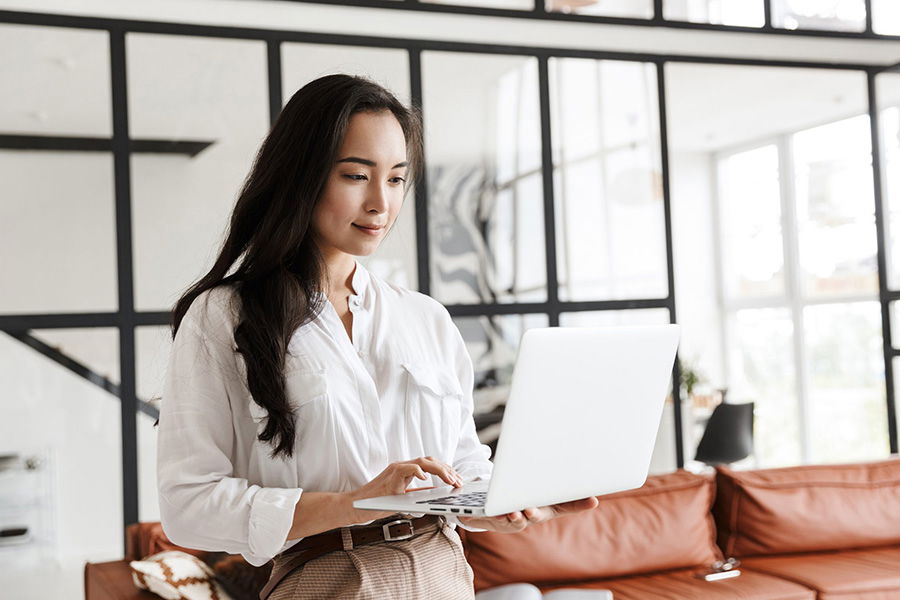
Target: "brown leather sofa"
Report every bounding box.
[83,522,233,600]
[461,458,900,600]
[84,458,900,600]
[85,519,277,600]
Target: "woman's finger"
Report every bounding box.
[445,468,464,487]
[554,497,599,512]
[399,463,427,481]
[432,466,457,487]
[449,468,463,486]
[411,457,462,487]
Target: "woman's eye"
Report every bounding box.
[344,174,367,181]
[390,177,406,184]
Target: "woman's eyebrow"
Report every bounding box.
[337,156,408,169]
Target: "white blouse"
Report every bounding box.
[156,260,494,566]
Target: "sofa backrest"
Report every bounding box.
[714,458,900,557]
[459,470,722,591]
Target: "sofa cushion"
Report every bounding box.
[122,522,271,599]
[741,545,900,600]
[130,550,234,600]
[538,568,815,600]
[714,458,900,557]
[459,471,722,591]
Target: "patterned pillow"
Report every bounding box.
[130,550,235,600]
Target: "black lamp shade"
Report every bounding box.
[694,402,755,465]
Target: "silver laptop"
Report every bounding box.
[353,324,681,518]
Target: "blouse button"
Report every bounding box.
[350,297,361,308]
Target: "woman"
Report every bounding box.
[156,73,598,599]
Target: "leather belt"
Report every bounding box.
[258,515,443,600]
[282,514,442,556]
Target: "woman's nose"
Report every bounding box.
[365,183,390,213]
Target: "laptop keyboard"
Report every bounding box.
[416,491,487,507]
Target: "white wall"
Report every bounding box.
[671,151,723,389]
[0,333,124,563]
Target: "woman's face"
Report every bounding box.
[312,109,409,260]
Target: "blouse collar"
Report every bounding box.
[350,259,370,305]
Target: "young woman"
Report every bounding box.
[156,73,598,599]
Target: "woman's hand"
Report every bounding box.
[457,496,599,533]
[344,456,464,522]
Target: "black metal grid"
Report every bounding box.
[1,7,898,551]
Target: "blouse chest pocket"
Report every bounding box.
[401,362,463,463]
[247,368,330,443]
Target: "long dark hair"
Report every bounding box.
[162,74,424,460]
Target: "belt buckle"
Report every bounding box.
[382,519,415,542]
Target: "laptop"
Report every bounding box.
[353,324,681,518]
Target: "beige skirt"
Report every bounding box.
[267,520,475,600]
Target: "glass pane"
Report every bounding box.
[892,301,900,349]
[664,0,765,26]
[0,24,111,136]
[136,326,171,404]
[873,0,900,34]
[546,0,653,18]
[453,313,549,416]
[793,115,877,300]
[648,409,678,475]
[0,331,122,570]
[138,411,160,523]
[727,308,800,467]
[877,73,900,290]
[0,151,117,314]
[128,34,269,312]
[718,145,785,299]
[804,302,889,463]
[894,358,900,451]
[30,328,121,385]
[281,44,410,106]
[421,0,533,10]
[667,64,868,153]
[671,146,730,459]
[771,0,866,32]
[551,58,666,302]
[136,326,170,522]
[281,43,416,290]
[423,52,546,304]
[559,308,670,326]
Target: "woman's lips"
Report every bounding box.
[352,223,384,236]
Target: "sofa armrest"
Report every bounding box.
[84,560,158,600]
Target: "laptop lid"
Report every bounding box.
[482,324,681,516]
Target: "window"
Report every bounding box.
[717,115,888,466]
[771,0,867,32]
[422,52,547,305]
[664,0,765,26]
[550,58,667,302]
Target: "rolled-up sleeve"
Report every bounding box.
[156,298,302,566]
